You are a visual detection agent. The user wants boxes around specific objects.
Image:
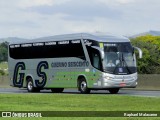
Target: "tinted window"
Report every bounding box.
[9,40,85,60]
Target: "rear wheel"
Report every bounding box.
[27,78,40,92]
[108,88,119,94]
[79,78,90,94]
[51,88,64,93]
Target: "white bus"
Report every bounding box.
[8,33,142,94]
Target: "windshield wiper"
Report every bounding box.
[122,53,132,74]
[113,53,121,74]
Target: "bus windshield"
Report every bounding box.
[103,42,136,74]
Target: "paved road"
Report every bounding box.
[0,88,159,97]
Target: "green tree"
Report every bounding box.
[131,35,160,74]
[0,42,8,62]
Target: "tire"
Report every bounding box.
[27,78,40,93]
[51,88,64,93]
[108,88,119,94]
[79,78,90,94]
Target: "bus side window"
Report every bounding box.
[92,53,100,69]
[87,46,102,71]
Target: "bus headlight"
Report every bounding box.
[105,76,113,80]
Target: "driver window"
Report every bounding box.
[105,46,118,66]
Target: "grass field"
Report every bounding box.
[0,93,160,120]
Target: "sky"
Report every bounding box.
[0,0,160,39]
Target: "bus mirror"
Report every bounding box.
[134,47,143,58]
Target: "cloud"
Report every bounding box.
[98,0,135,6]
[18,0,71,8]
[26,0,122,21]
[0,0,160,38]
[116,0,135,4]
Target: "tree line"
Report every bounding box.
[131,35,160,74]
[0,42,8,75]
[0,42,8,62]
[0,35,160,74]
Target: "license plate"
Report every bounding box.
[120,83,126,86]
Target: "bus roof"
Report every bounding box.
[9,33,130,44]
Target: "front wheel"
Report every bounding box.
[79,79,90,94]
[27,78,40,92]
[108,88,119,94]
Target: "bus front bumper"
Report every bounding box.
[93,73,138,88]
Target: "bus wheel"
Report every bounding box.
[51,88,64,93]
[79,79,90,94]
[108,88,119,94]
[27,78,40,93]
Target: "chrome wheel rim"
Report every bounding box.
[28,81,33,91]
[81,81,87,91]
